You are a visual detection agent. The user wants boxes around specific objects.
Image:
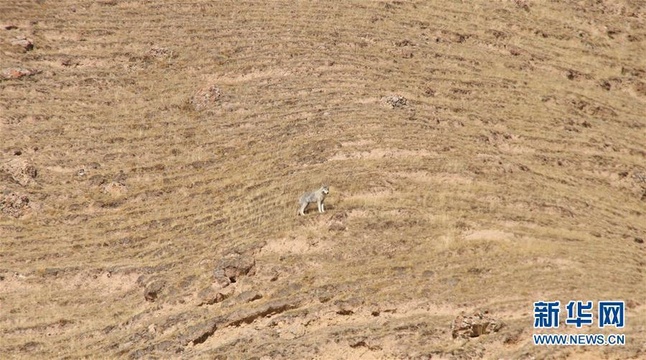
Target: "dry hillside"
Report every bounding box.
[1,0,646,359]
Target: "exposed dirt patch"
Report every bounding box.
[329,148,435,161]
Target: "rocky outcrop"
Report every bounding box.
[451,311,504,339]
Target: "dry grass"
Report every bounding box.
[1,0,645,358]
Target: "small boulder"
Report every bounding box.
[197,285,234,306]
[213,253,256,287]
[334,297,364,315]
[1,68,40,80]
[190,85,221,111]
[235,290,263,304]
[349,337,381,350]
[181,318,220,346]
[10,36,33,52]
[1,158,37,186]
[102,181,128,197]
[451,311,504,339]
[147,46,173,59]
[0,190,31,218]
[382,94,408,109]
[144,279,166,302]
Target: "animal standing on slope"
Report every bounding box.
[298,185,329,216]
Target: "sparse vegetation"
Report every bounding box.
[1,1,645,359]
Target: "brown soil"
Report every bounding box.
[1,1,645,359]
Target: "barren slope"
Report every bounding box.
[1,0,645,359]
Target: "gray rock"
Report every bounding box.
[451,311,503,339]
[144,279,166,302]
[213,254,256,287]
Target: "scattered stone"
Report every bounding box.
[61,58,80,67]
[235,290,263,303]
[382,95,408,109]
[0,190,31,218]
[3,24,18,30]
[369,305,396,317]
[434,30,467,43]
[190,85,221,111]
[113,169,127,184]
[621,66,645,77]
[213,253,256,288]
[10,36,33,52]
[197,285,234,306]
[467,267,487,275]
[514,0,531,12]
[144,279,166,302]
[1,68,40,80]
[19,341,42,352]
[565,69,590,81]
[181,318,221,346]
[451,311,504,339]
[88,175,107,187]
[102,181,128,197]
[147,46,173,59]
[349,337,381,350]
[1,158,37,186]
[634,81,646,97]
[599,80,612,91]
[635,237,644,244]
[399,50,414,58]
[310,284,335,303]
[335,298,363,315]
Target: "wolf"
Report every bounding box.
[298,185,329,216]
